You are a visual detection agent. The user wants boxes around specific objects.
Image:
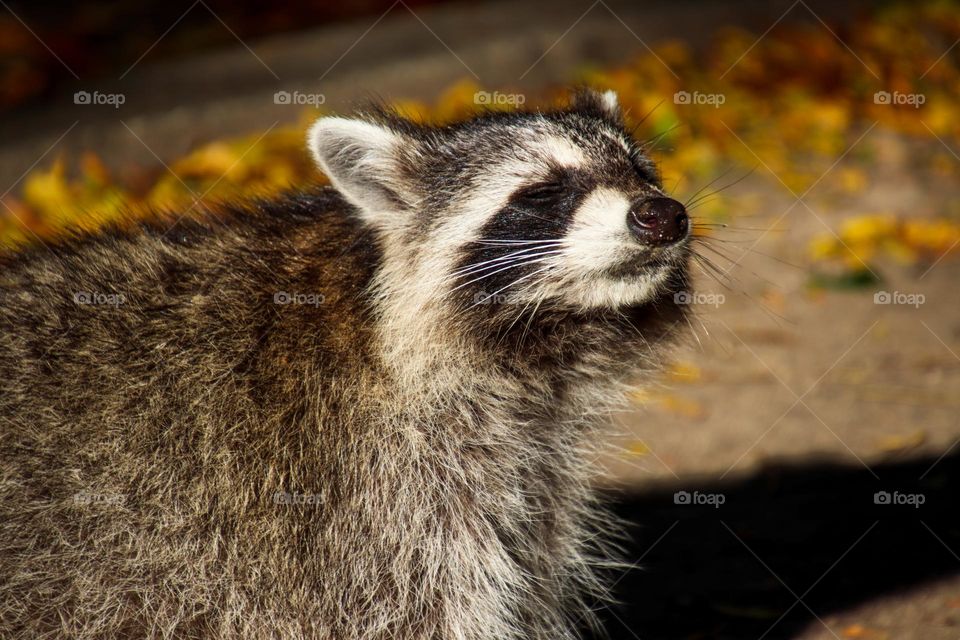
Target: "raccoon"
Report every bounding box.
[0,89,691,639]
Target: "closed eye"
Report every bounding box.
[517,181,566,204]
[630,154,660,186]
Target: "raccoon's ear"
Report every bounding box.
[307,116,411,224]
[570,89,621,121]
[598,90,620,117]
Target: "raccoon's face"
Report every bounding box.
[309,90,689,317]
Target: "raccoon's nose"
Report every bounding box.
[627,197,689,246]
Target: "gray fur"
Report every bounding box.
[0,91,690,639]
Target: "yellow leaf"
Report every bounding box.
[838,167,868,193]
[876,429,926,453]
[658,394,705,419]
[22,158,72,217]
[666,361,702,383]
[842,624,888,639]
[80,152,110,186]
[809,234,839,260]
[625,441,650,456]
[840,213,897,244]
[172,143,243,181]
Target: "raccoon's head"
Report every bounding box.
[308,90,690,324]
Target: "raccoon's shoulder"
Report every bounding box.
[0,185,383,341]
[0,185,384,393]
[0,186,380,285]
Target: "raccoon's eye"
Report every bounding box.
[631,155,660,185]
[517,181,566,204]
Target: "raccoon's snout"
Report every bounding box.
[627,197,689,246]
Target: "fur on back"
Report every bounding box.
[0,91,690,639]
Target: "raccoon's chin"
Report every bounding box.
[608,242,689,276]
[560,265,677,310]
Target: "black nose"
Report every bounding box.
[627,197,689,246]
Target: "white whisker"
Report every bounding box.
[449,244,565,279]
[473,263,558,307]
[450,253,562,293]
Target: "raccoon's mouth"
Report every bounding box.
[604,244,688,279]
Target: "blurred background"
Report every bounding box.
[1,0,958,637]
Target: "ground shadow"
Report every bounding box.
[586,450,960,639]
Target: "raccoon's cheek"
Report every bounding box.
[560,187,635,273]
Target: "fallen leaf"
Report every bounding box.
[658,394,706,420]
[625,441,650,456]
[842,623,889,639]
[665,361,702,383]
[876,429,927,453]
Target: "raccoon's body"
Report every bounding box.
[0,91,691,639]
